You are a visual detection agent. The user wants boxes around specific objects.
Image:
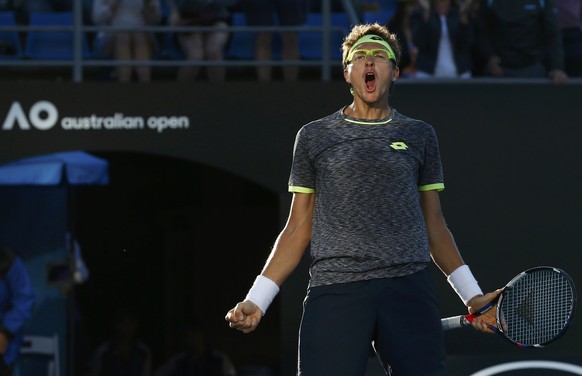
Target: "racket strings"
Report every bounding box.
[500,269,574,346]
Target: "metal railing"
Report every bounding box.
[0,0,360,82]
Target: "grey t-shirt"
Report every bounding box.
[289,108,445,287]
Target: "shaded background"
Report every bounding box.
[0,81,580,375]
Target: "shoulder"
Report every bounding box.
[294,110,343,143]
[301,109,344,132]
[393,110,436,132]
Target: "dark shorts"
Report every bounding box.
[298,268,447,375]
[240,0,308,26]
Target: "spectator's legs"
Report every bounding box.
[255,31,274,81]
[177,33,204,81]
[276,0,307,81]
[114,32,132,82]
[205,22,230,82]
[133,32,152,82]
[280,31,299,81]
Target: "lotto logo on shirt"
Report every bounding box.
[390,141,408,150]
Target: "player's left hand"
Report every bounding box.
[467,289,503,333]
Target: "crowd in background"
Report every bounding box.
[0,0,580,81]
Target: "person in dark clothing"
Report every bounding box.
[93,309,152,376]
[386,0,416,77]
[154,323,236,376]
[554,0,582,76]
[165,0,237,81]
[0,245,35,376]
[410,0,475,78]
[477,0,569,83]
[238,0,309,82]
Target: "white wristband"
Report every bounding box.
[447,265,483,305]
[245,275,280,315]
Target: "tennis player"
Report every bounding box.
[225,23,501,375]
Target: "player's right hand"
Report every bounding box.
[225,300,262,334]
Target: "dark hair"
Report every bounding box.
[341,23,402,68]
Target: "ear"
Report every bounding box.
[392,65,400,81]
[343,66,351,84]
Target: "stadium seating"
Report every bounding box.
[225,12,255,60]
[25,12,91,60]
[0,11,22,59]
[362,10,395,25]
[299,12,350,61]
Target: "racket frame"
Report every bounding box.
[441,266,577,349]
[494,266,577,348]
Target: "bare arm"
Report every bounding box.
[262,192,315,285]
[225,192,314,333]
[421,190,500,332]
[421,190,464,275]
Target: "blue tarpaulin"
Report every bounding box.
[0,150,109,186]
[0,150,109,376]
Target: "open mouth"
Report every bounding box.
[365,72,376,92]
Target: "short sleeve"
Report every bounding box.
[418,125,445,191]
[288,126,316,193]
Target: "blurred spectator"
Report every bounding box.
[476,0,568,83]
[0,245,35,376]
[93,308,152,376]
[165,0,237,81]
[554,0,582,76]
[311,0,359,12]
[386,0,416,77]
[410,0,475,78]
[0,0,10,10]
[154,322,235,376]
[7,0,72,25]
[238,0,308,81]
[92,0,162,82]
[19,0,72,14]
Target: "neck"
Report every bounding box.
[345,103,392,120]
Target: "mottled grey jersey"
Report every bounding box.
[289,108,445,288]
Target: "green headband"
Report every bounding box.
[346,34,396,64]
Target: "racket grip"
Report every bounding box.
[441,315,471,331]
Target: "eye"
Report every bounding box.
[354,52,367,61]
[373,51,388,60]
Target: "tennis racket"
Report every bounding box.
[441,266,576,348]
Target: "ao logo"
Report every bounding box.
[2,101,59,130]
[471,361,582,375]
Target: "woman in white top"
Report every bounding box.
[92,0,161,82]
[409,0,475,79]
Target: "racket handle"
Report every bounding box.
[441,315,471,331]
[441,300,496,331]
